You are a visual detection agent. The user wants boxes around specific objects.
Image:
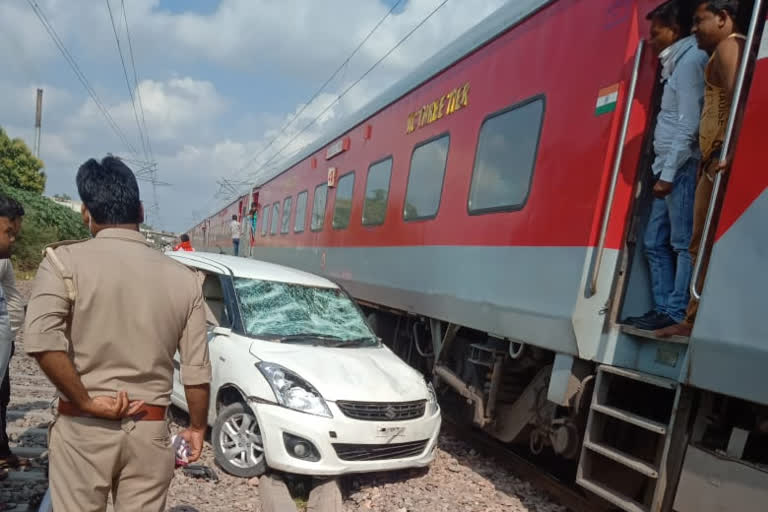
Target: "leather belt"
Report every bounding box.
[58,401,167,421]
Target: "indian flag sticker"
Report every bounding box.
[595,84,619,116]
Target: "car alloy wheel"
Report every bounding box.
[212,402,267,478]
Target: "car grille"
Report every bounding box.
[332,440,429,461]
[336,400,426,421]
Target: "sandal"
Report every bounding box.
[0,454,32,469]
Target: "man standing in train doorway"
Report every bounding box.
[657,0,747,338]
[229,214,241,256]
[624,2,708,331]
[247,203,258,257]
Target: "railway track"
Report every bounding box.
[1,349,54,512]
[441,415,611,512]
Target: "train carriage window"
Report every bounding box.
[404,134,450,221]
[333,172,355,230]
[270,202,280,235]
[280,196,293,234]
[311,183,328,232]
[294,190,308,233]
[362,157,392,226]
[468,97,545,214]
[261,206,269,236]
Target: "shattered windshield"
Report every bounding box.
[233,277,377,346]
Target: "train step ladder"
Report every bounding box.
[576,365,684,512]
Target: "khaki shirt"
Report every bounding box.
[24,228,211,406]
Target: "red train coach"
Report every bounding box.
[196,196,248,252]
[189,1,768,510]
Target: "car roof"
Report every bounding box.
[166,252,339,289]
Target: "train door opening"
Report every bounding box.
[613,0,764,341]
[577,2,767,511]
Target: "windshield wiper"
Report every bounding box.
[273,334,344,344]
[330,337,377,348]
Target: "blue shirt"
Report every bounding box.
[652,36,708,182]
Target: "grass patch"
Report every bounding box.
[293,497,308,511]
[14,269,35,281]
[1,185,90,272]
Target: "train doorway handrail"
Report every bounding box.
[589,40,644,296]
[690,0,765,301]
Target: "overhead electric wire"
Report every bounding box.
[121,0,155,165]
[105,0,149,162]
[119,0,162,226]
[240,0,451,184]
[226,0,406,185]
[26,0,139,157]
[200,0,452,226]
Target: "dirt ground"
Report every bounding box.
[3,279,564,512]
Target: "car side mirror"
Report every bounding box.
[212,326,231,337]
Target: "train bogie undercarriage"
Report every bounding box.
[364,308,594,461]
[364,306,768,512]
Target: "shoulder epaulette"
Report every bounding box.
[42,239,87,302]
[42,238,88,253]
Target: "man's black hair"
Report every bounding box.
[0,194,19,221]
[698,0,740,16]
[8,197,24,218]
[180,233,190,242]
[232,215,237,220]
[647,1,693,35]
[76,156,142,225]
[698,0,748,33]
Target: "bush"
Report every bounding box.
[0,185,90,272]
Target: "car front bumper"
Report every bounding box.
[251,400,441,476]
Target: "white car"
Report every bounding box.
[166,252,441,477]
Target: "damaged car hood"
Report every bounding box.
[249,340,428,402]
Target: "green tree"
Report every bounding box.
[1,185,90,272]
[53,193,72,201]
[0,127,46,194]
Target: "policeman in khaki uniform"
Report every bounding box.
[24,157,211,512]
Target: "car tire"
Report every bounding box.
[212,402,267,478]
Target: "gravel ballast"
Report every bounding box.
[3,279,566,512]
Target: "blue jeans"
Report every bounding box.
[644,158,697,322]
[232,238,240,256]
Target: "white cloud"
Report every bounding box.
[76,77,228,143]
[0,0,509,231]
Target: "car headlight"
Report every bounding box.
[256,362,332,418]
[426,381,439,415]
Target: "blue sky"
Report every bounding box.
[0,0,507,232]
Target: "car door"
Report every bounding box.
[169,257,233,413]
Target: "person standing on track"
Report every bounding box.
[229,214,241,256]
[173,233,195,252]
[24,156,211,512]
[0,195,20,480]
[0,198,27,472]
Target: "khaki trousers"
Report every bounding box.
[48,414,175,512]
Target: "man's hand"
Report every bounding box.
[653,180,674,198]
[80,391,145,420]
[179,427,206,462]
[716,159,730,175]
